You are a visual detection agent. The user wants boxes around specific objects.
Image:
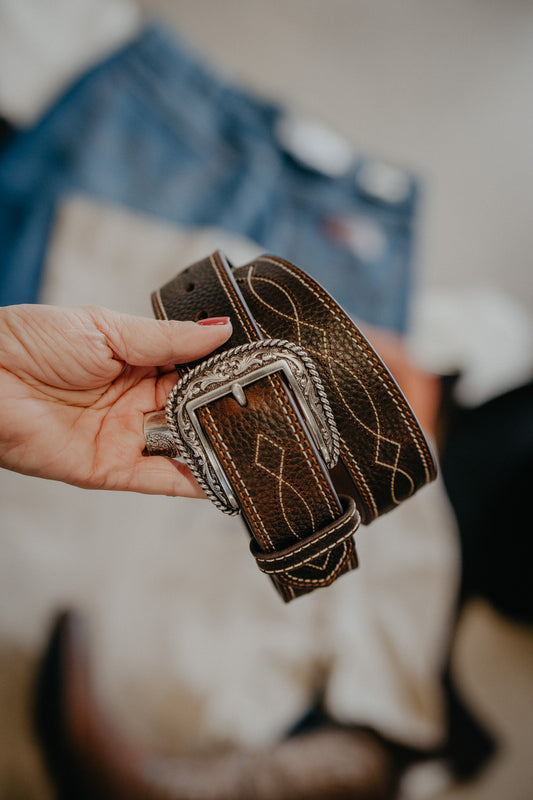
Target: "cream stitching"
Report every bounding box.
[254,434,315,537]
[242,268,306,344]
[240,265,427,499]
[193,256,339,556]
[201,406,274,549]
[240,269,324,336]
[260,536,353,574]
[256,505,358,573]
[258,257,434,481]
[338,433,377,516]
[200,378,338,549]
[328,358,415,502]
[256,502,356,563]
[282,542,350,586]
[241,266,411,508]
[210,253,256,341]
[268,375,338,523]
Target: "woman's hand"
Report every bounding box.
[0,304,231,495]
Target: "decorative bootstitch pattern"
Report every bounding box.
[236,267,393,514]
[240,255,433,471]
[200,404,275,549]
[260,256,435,480]
[203,253,344,531]
[199,396,355,593]
[284,543,350,586]
[196,378,340,542]
[254,433,317,537]
[328,367,416,504]
[234,257,435,521]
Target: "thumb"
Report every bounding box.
[98,309,233,367]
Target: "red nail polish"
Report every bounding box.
[196,317,230,326]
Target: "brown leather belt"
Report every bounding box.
[146,251,436,602]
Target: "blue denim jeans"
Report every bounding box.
[0,25,418,331]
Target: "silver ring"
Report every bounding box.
[143,411,179,458]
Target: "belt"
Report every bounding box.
[145,251,436,602]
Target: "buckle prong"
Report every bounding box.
[231,382,248,407]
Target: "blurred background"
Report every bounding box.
[141,0,533,313]
[1,1,532,798]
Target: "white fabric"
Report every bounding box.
[2,195,458,750]
[409,288,533,407]
[0,0,140,125]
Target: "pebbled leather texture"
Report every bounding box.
[152,251,436,601]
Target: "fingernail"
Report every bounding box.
[196,317,230,326]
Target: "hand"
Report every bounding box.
[0,304,232,495]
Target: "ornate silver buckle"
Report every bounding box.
[147,339,340,515]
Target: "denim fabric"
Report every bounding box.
[0,25,418,331]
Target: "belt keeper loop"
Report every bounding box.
[251,496,360,577]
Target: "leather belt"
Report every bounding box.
[146,251,436,602]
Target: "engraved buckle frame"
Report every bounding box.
[165,339,340,515]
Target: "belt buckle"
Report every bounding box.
[164,339,340,515]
